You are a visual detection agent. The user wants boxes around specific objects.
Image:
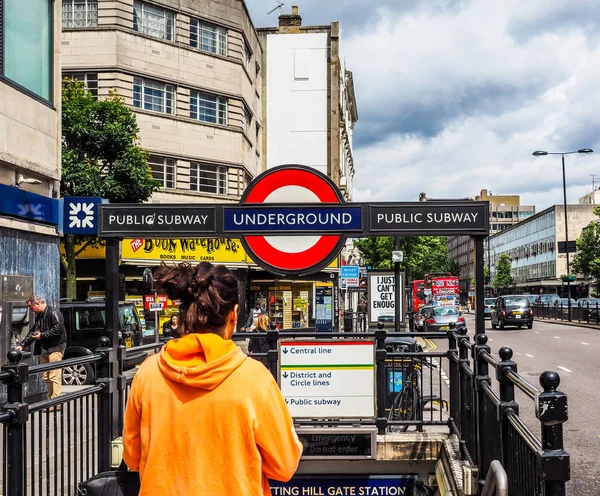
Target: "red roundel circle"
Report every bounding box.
[239,165,346,276]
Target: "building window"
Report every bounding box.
[255,122,260,146]
[190,91,227,125]
[190,163,227,195]
[244,42,252,71]
[2,0,53,101]
[133,1,174,41]
[133,77,175,114]
[189,19,227,55]
[62,0,98,28]
[149,155,175,188]
[244,107,252,135]
[65,72,98,99]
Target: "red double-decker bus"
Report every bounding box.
[412,280,425,312]
[425,273,460,307]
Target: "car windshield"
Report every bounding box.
[119,306,139,327]
[504,297,528,307]
[433,307,459,316]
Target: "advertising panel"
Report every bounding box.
[368,271,404,325]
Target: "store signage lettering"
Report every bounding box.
[270,476,414,495]
[139,238,240,255]
[223,206,362,233]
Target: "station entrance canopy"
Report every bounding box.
[97,165,489,277]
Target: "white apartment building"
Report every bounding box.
[257,6,358,200]
[62,0,263,203]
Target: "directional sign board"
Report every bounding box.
[279,340,375,418]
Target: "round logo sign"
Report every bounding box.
[239,165,346,276]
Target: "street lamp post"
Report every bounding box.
[533,148,594,321]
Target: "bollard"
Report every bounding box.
[266,329,280,379]
[96,336,115,472]
[407,311,415,332]
[537,371,569,496]
[2,349,29,496]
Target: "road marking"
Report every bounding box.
[581,342,590,346]
[554,336,561,339]
[557,366,572,373]
[489,338,493,342]
[525,353,534,358]
[534,331,539,334]
[432,358,450,388]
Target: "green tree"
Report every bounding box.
[484,265,490,285]
[571,206,600,284]
[493,254,513,295]
[353,236,456,281]
[61,79,159,298]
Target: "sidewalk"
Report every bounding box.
[534,317,600,330]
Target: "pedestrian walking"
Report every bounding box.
[249,314,271,367]
[15,296,67,400]
[123,262,303,495]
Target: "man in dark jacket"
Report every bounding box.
[16,296,67,400]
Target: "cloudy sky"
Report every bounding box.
[248,0,600,211]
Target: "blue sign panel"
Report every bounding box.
[270,476,416,495]
[223,206,362,233]
[63,197,102,235]
[0,184,59,225]
[341,266,360,279]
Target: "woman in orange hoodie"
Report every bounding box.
[123,262,303,495]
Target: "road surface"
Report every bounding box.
[461,314,600,496]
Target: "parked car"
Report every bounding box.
[491,295,533,330]
[423,306,466,332]
[415,305,434,331]
[522,295,539,305]
[59,299,148,385]
[536,294,560,306]
[484,298,496,319]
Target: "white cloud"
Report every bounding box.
[248,0,600,212]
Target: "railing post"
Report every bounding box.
[116,344,127,437]
[1,350,29,496]
[374,326,387,434]
[96,336,115,472]
[266,329,280,379]
[537,371,569,496]
[473,334,491,479]
[457,327,472,457]
[496,347,518,471]
[448,329,460,424]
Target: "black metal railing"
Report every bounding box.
[0,327,569,496]
[342,312,368,332]
[534,301,600,324]
[450,329,570,496]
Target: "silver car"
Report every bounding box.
[423,305,466,332]
[415,305,434,331]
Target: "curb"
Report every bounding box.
[534,318,600,330]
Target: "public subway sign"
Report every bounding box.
[99,205,216,237]
[279,340,375,418]
[96,165,490,276]
[369,202,488,235]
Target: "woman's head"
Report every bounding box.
[256,315,269,332]
[154,262,239,337]
[170,314,179,326]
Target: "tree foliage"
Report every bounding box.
[571,206,600,282]
[353,236,458,280]
[61,79,160,297]
[493,254,513,294]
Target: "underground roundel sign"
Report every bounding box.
[225,165,358,276]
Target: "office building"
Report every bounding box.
[448,190,535,299]
[488,204,597,297]
[257,6,358,200]
[0,1,63,304]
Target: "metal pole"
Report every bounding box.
[562,154,572,321]
[105,238,120,438]
[394,237,401,332]
[475,236,485,334]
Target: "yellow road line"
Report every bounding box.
[425,338,437,351]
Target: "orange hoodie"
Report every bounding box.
[123,333,303,495]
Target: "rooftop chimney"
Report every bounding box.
[279,5,302,27]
